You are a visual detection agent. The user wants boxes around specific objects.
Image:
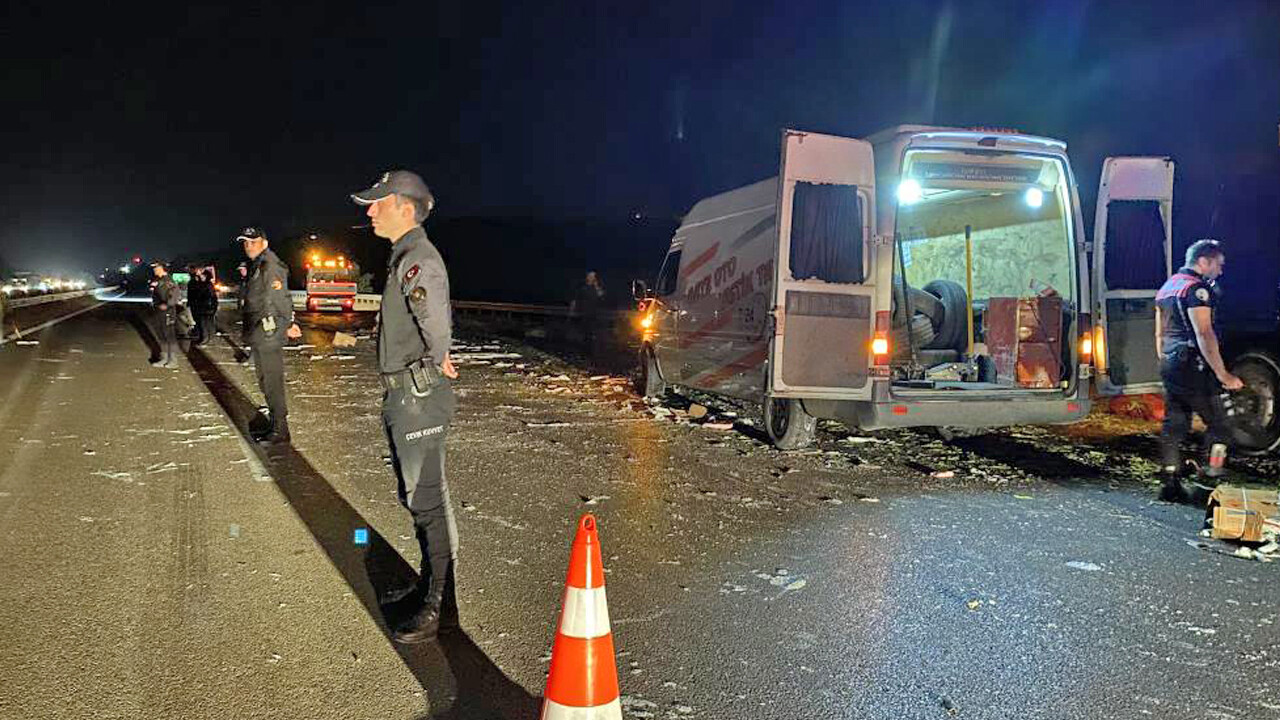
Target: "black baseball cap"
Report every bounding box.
[350,170,435,211]
[235,226,266,243]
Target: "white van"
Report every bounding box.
[635,125,1175,448]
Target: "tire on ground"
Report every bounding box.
[923,279,969,353]
[638,346,666,399]
[764,396,817,450]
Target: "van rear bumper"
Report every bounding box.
[805,394,1090,431]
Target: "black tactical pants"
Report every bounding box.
[382,378,458,604]
[1160,349,1230,467]
[196,312,216,345]
[154,309,177,363]
[251,343,289,435]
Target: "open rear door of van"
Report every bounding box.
[1092,156,1174,396]
[769,130,877,400]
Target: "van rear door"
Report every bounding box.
[769,130,877,400]
[1092,156,1174,395]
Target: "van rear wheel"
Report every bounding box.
[765,397,817,450]
[639,346,666,399]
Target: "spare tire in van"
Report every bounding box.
[923,280,969,353]
[891,314,936,363]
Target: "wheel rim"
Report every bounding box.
[769,398,789,438]
[1234,363,1277,438]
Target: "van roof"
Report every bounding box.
[865,124,1067,151]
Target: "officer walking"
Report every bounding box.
[351,171,460,644]
[1155,239,1243,501]
[150,261,180,368]
[237,227,301,445]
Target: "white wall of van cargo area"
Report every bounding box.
[897,194,1074,301]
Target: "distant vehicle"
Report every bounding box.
[303,253,357,312]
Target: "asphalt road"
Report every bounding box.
[1,301,1277,720]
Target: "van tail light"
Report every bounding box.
[1077,312,1093,363]
[872,311,891,365]
[342,297,354,310]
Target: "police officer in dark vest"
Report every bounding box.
[351,171,460,643]
[237,227,301,445]
[1154,239,1243,501]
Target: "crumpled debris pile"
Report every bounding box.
[1106,393,1165,421]
[1191,484,1280,562]
[644,398,753,433]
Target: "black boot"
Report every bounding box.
[393,570,448,644]
[256,421,291,446]
[392,602,441,644]
[1157,464,1190,503]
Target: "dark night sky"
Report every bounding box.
[2,0,1278,281]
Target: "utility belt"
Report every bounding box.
[380,358,443,396]
[1162,343,1206,371]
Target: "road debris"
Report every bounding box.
[1065,561,1102,572]
[332,331,357,347]
[1193,484,1280,562]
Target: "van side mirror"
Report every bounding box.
[632,279,649,300]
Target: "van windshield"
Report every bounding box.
[895,150,1075,302]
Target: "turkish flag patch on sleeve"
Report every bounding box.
[402,264,420,287]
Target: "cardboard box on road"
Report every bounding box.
[1206,485,1279,543]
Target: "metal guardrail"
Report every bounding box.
[287,291,629,320]
[453,300,574,317]
[5,288,105,309]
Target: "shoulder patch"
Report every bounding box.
[271,279,283,290]
[402,264,420,287]
[1195,287,1210,302]
[410,286,427,302]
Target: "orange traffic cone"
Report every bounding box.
[541,514,622,719]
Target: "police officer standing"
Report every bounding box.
[237,227,301,445]
[150,261,180,368]
[351,171,460,644]
[1155,239,1244,501]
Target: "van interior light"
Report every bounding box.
[897,179,923,206]
[1024,187,1044,208]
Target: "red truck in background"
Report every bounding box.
[303,253,357,312]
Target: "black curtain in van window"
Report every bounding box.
[1104,200,1166,289]
[789,182,865,284]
